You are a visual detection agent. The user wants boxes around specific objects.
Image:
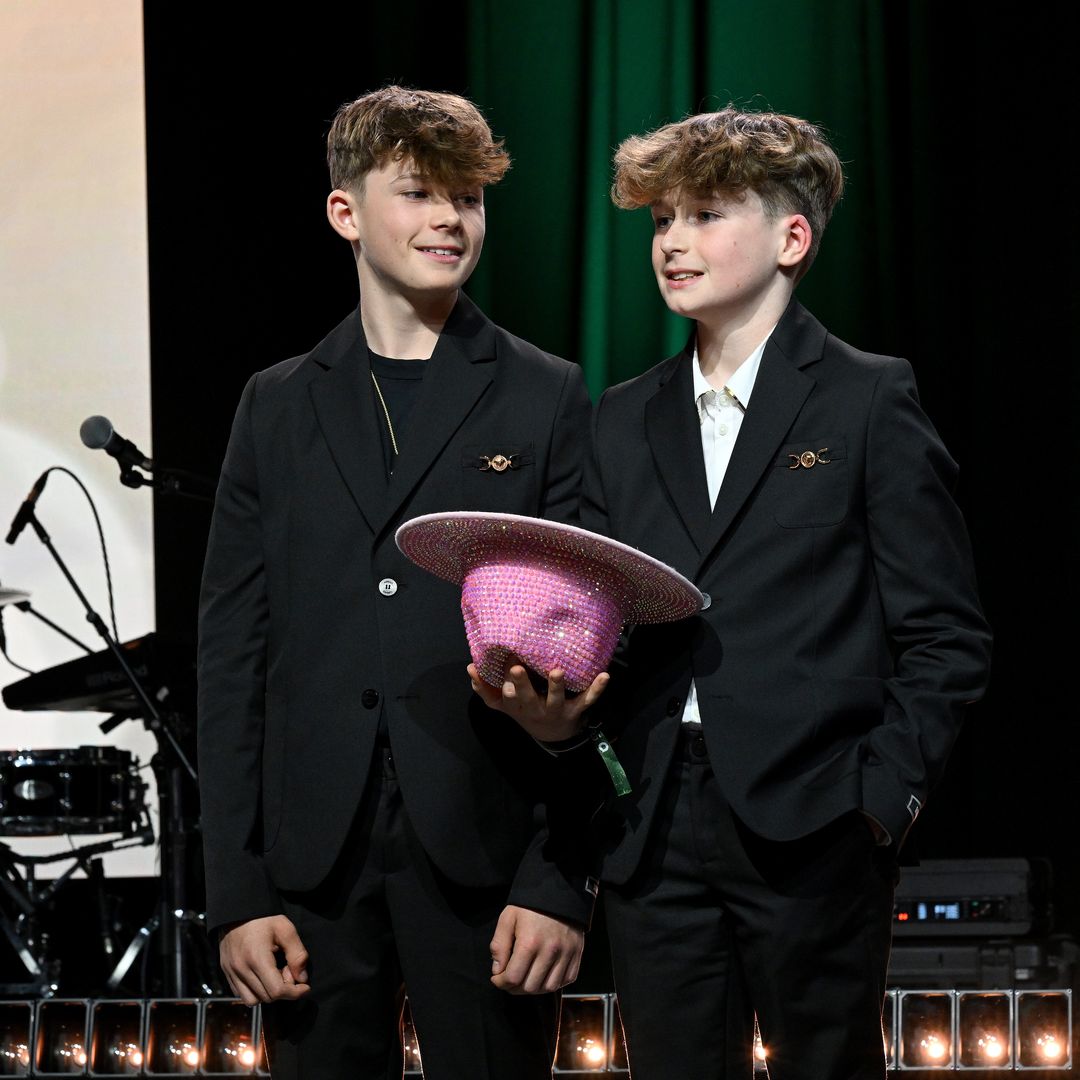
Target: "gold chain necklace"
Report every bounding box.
[370,370,399,456]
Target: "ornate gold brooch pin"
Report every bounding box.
[787,448,831,469]
[478,453,518,473]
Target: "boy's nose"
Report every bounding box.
[431,198,462,228]
[659,224,687,254]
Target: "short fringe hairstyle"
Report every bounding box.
[612,107,844,274]
[327,85,510,194]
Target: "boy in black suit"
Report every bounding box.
[197,86,603,1079]
[573,108,993,1078]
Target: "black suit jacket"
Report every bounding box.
[582,298,992,884]
[197,294,594,933]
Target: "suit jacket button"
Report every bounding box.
[666,698,682,716]
[378,578,398,596]
[700,592,712,610]
[361,689,380,709]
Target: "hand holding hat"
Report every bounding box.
[395,511,702,693]
[396,511,703,792]
[466,654,608,743]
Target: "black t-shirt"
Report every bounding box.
[368,350,428,477]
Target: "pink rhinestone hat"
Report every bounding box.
[395,511,702,692]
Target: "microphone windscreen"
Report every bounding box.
[80,415,114,449]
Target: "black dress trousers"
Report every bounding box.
[604,726,896,1080]
[263,746,559,1080]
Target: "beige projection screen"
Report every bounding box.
[0,1,157,876]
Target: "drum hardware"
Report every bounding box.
[0,746,148,837]
[3,477,204,997]
[1,582,95,659]
[0,797,154,996]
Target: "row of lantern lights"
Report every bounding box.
[553,990,1074,1075]
[0,989,1071,1075]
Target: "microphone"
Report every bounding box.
[80,415,153,472]
[5,470,49,545]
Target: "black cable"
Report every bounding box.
[0,604,35,674]
[41,466,121,641]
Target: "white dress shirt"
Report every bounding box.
[680,331,771,726]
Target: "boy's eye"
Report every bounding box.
[653,216,673,230]
[457,193,482,207]
[696,210,721,223]
[403,189,429,199]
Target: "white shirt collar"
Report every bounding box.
[691,325,776,410]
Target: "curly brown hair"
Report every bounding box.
[327,86,510,194]
[612,108,844,275]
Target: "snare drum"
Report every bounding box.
[0,746,146,836]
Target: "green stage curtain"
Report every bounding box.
[465,0,898,396]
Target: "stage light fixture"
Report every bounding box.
[556,995,608,1072]
[882,989,897,1068]
[1016,990,1072,1070]
[34,1000,89,1076]
[898,990,954,1069]
[402,999,422,1077]
[0,1002,32,1076]
[145,1000,200,1075]
[201,1001,257,1075]
[608,997,629,1074]
[89,1001,145,1076]
[957,991,1012,1070]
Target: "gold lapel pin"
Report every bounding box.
[479,454,516,473]
[788,448,831,469]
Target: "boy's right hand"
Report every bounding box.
[468,655,608,742]
[219,915,311,1005]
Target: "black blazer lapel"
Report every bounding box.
[308,310,387,535]
[698,299,826,568]
[374,293,495,537]
[644,341,712,553]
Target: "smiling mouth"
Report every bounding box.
[418,246,464,259]
[666,270,702,281]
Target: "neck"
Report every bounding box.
[358,279,457,359]
[695,287,792,387]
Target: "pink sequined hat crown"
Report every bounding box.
[395,511,703,692]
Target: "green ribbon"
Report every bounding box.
[592,729,631,797]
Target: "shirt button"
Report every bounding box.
[378,578,398,596]
[700,592,712,610]
[361,688,380,709]
[666,698,682,717]
[718,424,728,435]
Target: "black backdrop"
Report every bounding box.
[144,1,1080,978]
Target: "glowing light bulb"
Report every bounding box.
[131,1048,144,1066]
[922,1034,947,1060]
[184,1046,200,1067]
[585,1043,605,1065]
[1038,1034,1063,1060]
[979,1035,1004,1060]
[240,1046,257,1066]
[754,1040,767,1062]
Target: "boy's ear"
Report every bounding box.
[778,213,812,270]
[327,188,361,242]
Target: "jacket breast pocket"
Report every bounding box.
[461,443,536,513]
[771,437,848,528]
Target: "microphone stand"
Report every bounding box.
[9,600,95,654]
[114,464,216,504]
[12,504,202,996]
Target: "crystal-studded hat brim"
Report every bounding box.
[395,512,702,624]
[395,512,703,692]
